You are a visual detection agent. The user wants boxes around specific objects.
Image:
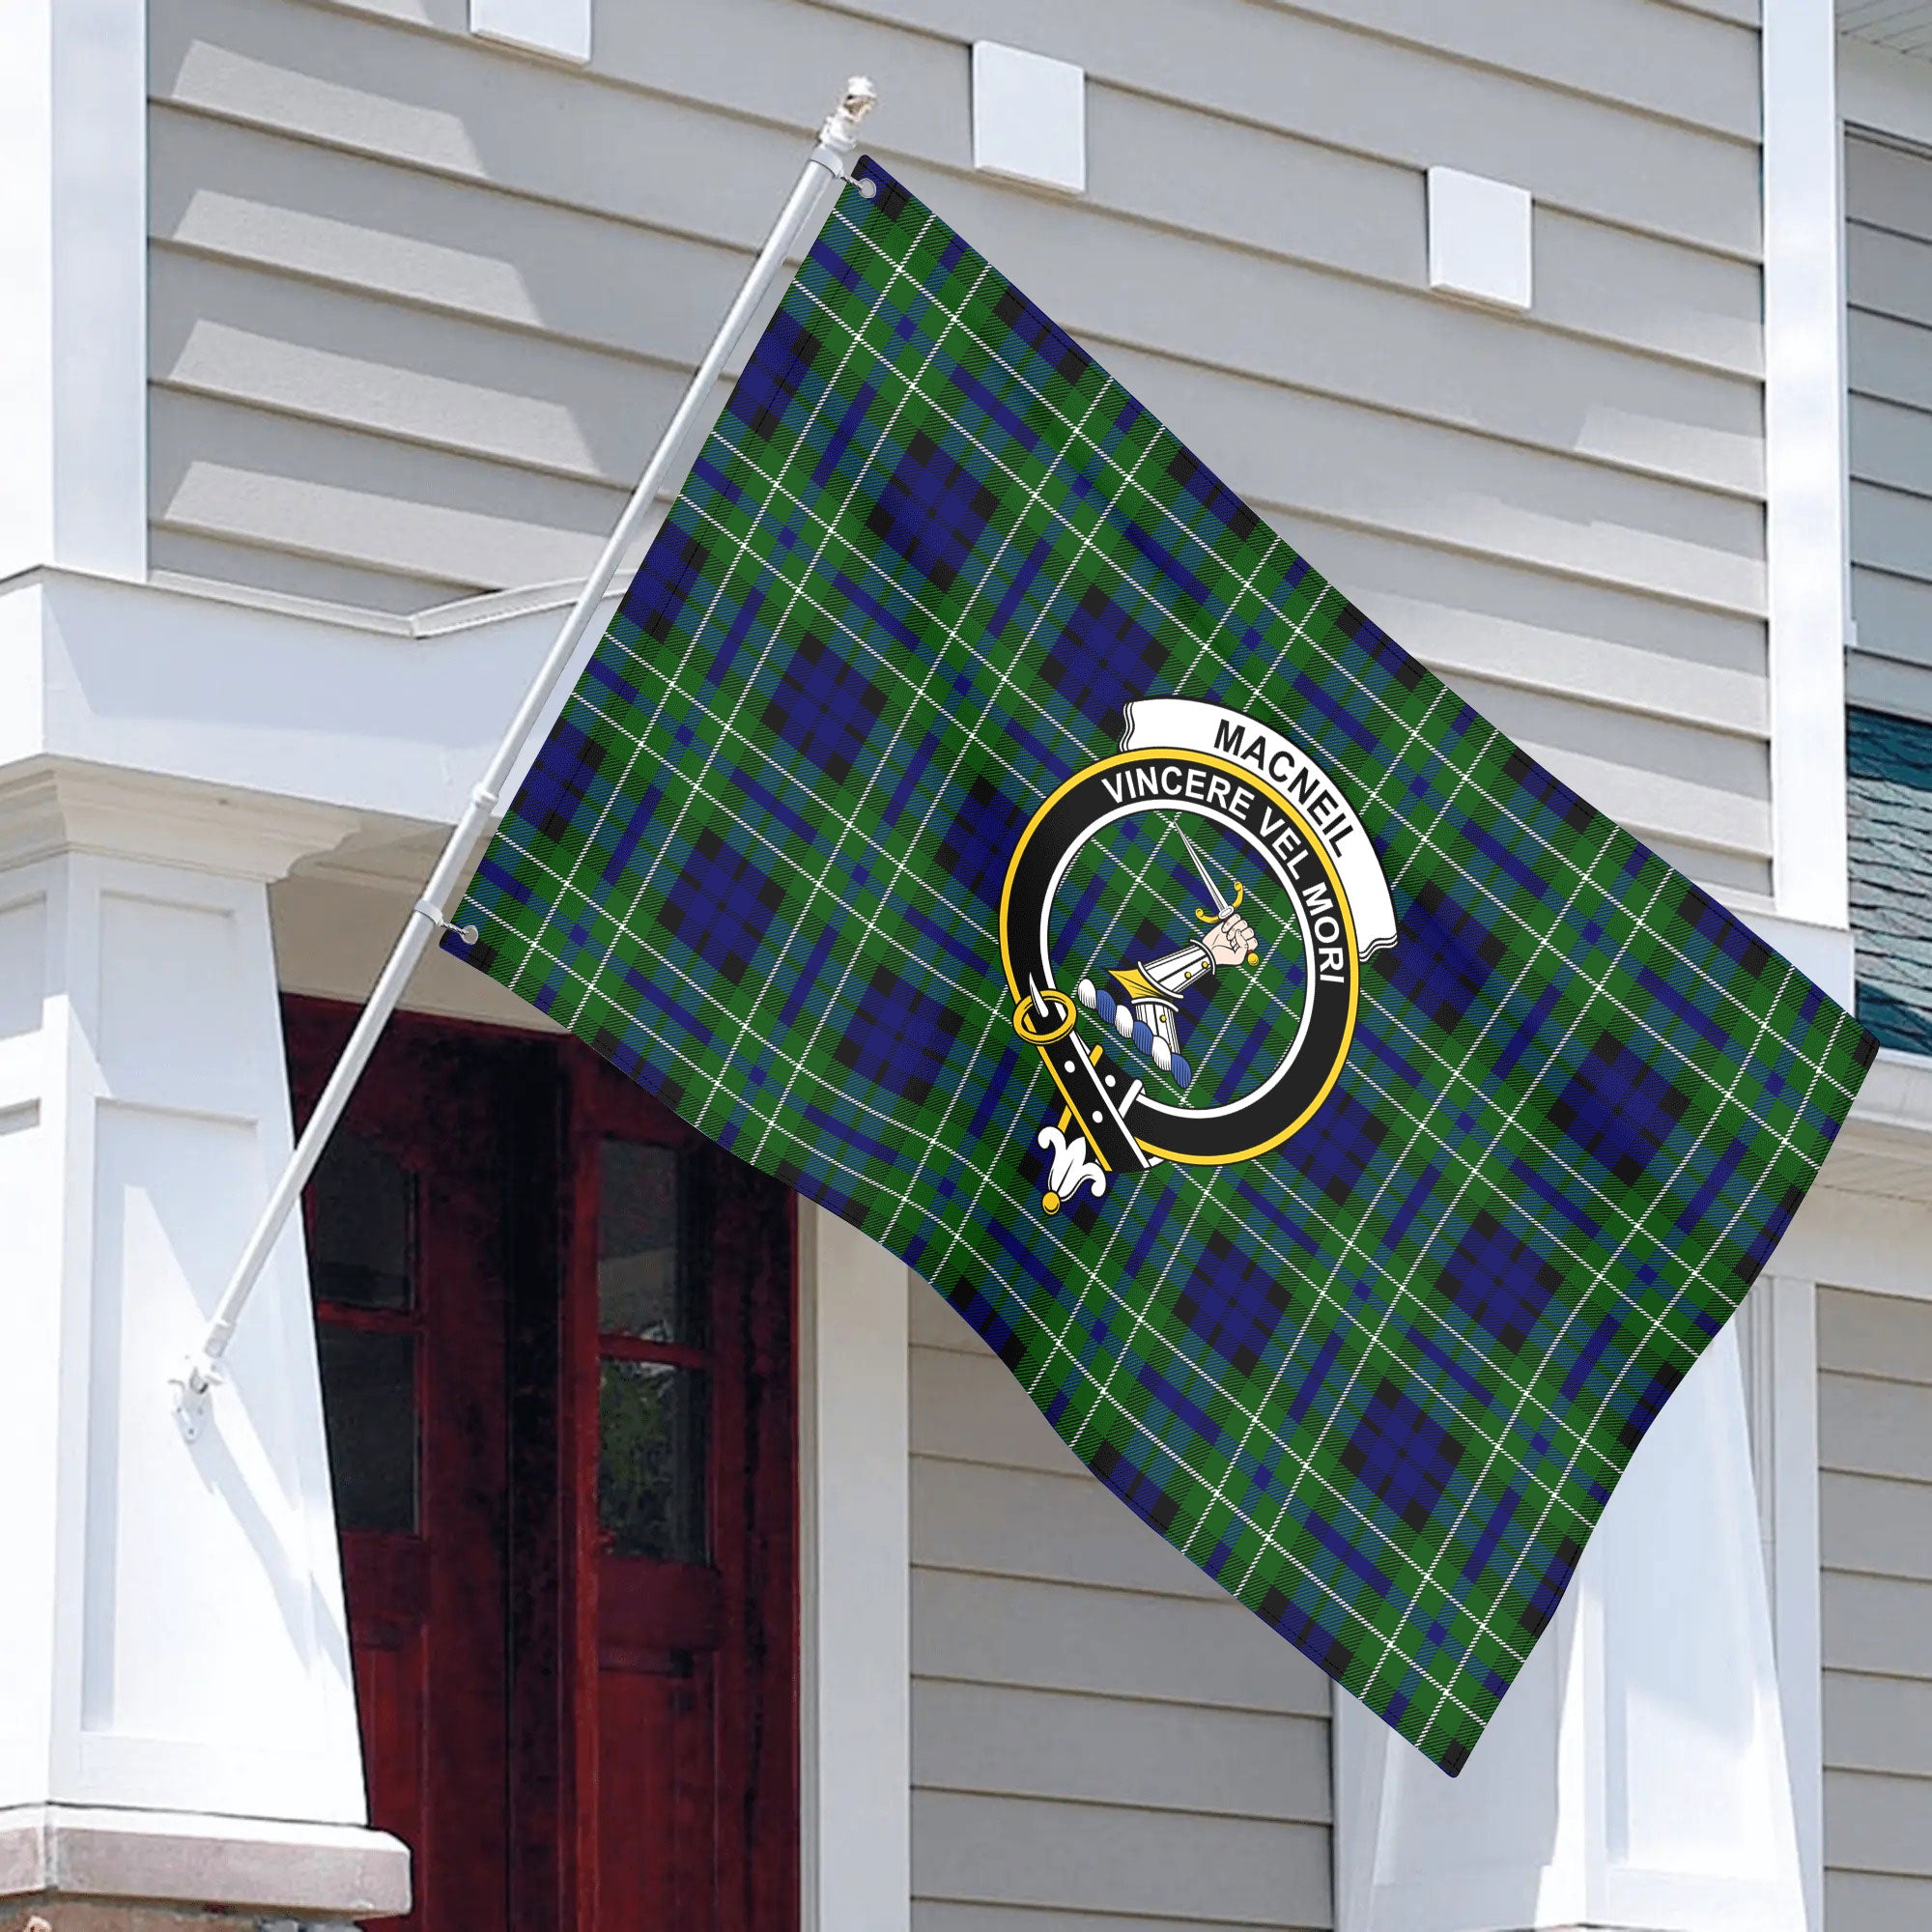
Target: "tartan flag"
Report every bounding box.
[445,157,1875,1774]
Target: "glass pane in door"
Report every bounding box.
[598,1358,708,1562]
[311,1129,416,1309]
[597,1141,704,1346]
[317,1324,419,1534]
[310,1127,420,1536]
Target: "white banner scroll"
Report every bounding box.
[1121,697,1399,955]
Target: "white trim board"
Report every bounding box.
[1739,1275,1826,1932]
[0,0,147,582]
[798,1207,911,1932]
[1776,1183,1932,1299]
[0,566,621,832]
[1767,0,1854,928]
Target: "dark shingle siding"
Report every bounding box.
[1850,707,1932,1056]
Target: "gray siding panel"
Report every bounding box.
[983,333,1764,613]
[914,1680,1330,1825]
[1819,1288,1932,1927]
[150,109,761,367]
[1824,1672,1932,1779]
[149,0,1771,895]
[1090,87,1763,378]
[150,248,679,486]
[913,1343,1081,1476]
[1848,222,1932,328]
[1821,1285,1932,1383]
[1850,310,1932,414]
[1827,1770,1932,1880]
[1257,0,1761,136]
[1818,1365,1932,1487]
[1854,392,1932,498]
[913,1789,1329,1928]
[914,1909,1292,1932]
[796,0,1760,250]
[151,388,628,587]
[846,172,1766,494]
[1828,1870,1932,1932]
[1845,133,1932,712]
[1427,671,1769,862]
[1820,1472,1932,1584]
[1852,481,1932,588]
[915,1448,1224,1605]
[1825,1570,1932,1686]
[912,1568,1329,1718]
[1845,132,1932,245]
[910,1282,1331,1930]
[1285,525,1767,725]
[909,0,1763,137]
[1664,0,1758,25]
[148,526,475,611]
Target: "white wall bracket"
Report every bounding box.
[1426,167,1533,312]
[972,43,1087,194]
[469,0,591,66]
[169,1357,218,1444]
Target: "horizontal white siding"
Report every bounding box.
[910,1280,1332,1931]
[148,0,1771,894]
[1845,129,1932,721]
[1819,1285,1932,1932]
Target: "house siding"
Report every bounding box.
[145,2,1776,1905]
[910,1278,1333,1931]
[1819,1285,1932,1932]
[149,0,1772,895]
[1845,129,1932,719]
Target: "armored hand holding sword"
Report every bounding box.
[1075,825,1260,1091]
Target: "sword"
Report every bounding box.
[1175,825,1260,967]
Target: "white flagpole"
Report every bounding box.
[172,77,880,1438]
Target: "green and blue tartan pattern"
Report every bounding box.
[446,158,1877,1774]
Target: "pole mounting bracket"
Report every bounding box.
[170,1355,221,1444]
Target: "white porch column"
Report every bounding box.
[1740,1274,1827,1932]
[1334,1322,1806,1932]
[0,761,410,1927]
[798,1206,912,1932]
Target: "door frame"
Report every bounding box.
[288,996,800,1931]
[795,1206,912,1932]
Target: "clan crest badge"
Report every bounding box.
[1000,697,1398,1215]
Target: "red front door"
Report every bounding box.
[291,1001,797,1932]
